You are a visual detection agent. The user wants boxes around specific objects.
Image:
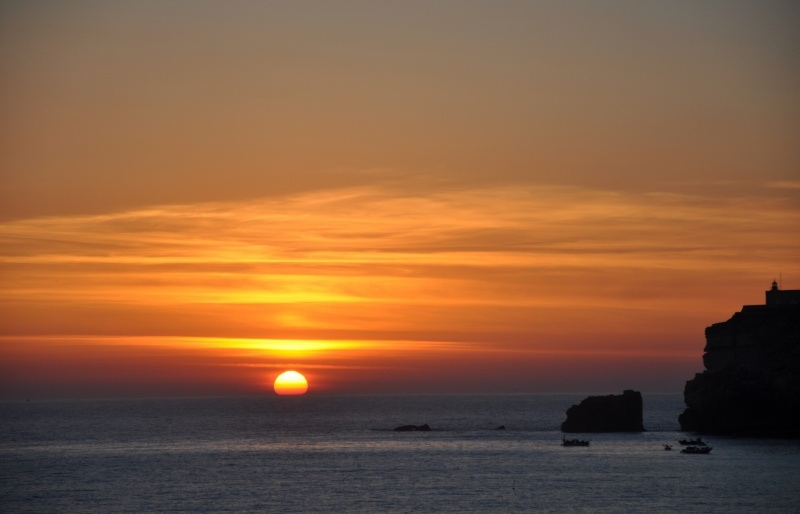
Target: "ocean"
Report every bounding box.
[1,394,798,513]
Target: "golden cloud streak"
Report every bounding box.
[1,184,798,347]
[2,185,796,263]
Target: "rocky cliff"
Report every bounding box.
[679,304,800,437]
[561,390,644,432]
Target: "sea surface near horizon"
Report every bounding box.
[2,394,798,513]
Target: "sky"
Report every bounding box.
[1,1,799,399]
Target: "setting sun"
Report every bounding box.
[273,371,309,396]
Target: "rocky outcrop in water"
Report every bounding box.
[393,424,431,432]
[679,288,800,438]
[561,390,644,432]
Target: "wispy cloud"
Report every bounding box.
[1,183,798,351]
[766,180,800,191]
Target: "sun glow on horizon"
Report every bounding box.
[273,371,308,395]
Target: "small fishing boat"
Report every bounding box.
[663,444,672,451]
[561,437,590,447]
[678,438,706,446]
[680,445,712,454]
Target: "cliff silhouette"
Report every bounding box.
[679,282,800,438]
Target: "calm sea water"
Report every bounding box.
[2,394,799,513]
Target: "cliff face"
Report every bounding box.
[679,304,800,437]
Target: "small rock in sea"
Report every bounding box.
[393,424,431,432]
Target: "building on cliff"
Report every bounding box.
[679,282,800,438]
[765,280,800,306]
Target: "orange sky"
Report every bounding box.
[1,2,799,398]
